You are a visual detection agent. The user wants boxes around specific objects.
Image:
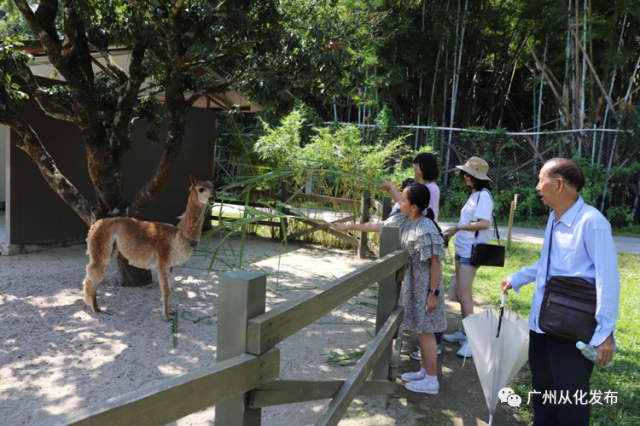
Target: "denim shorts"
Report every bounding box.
[455,254,480,269]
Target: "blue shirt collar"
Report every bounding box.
[551,196,584,227]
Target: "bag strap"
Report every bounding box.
[473,189,501,244]
[545,221,554,281]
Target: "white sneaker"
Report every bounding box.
[401,370,426,382]
[443,329,467,343]
[405,378,439,394]
[457,341,472,358]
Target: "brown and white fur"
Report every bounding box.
[82,175,214,320]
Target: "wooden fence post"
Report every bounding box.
[506,194,518,250]
[215,271,268,426]
[280,181,288,240]
[358,189,371,259]
[381,196,392,221]
[371,226,401,408]
[358,189,371,258]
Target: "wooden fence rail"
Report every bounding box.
[42,226,406,426]
[213,184,392,256]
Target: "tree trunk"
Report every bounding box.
[117,254,153,287]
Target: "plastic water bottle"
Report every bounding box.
[576,341,613,368]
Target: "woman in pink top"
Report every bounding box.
[380,153,440,220]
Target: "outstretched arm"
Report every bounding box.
[378,180,402,203]
[333,221,380,233]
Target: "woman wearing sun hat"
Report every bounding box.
[442,157,494,358]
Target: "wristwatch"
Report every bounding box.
[429,288,440,296]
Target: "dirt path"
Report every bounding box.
[0,235,527,425]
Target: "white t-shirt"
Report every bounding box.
[454,189,494,258]
[389,182,440,221]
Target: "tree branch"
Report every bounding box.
[110,39,149,156]
[182,0,227,48]
[18,66,77,122]
[126,0,167,34]
[61,0,78,58]
[14,0,62,54]
[185,72,242,107]
[128,120,186,218]
[0,98,94,225]
[171,0,185,16]
[92,44,129,83]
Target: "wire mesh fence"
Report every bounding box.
[214,123,639,225]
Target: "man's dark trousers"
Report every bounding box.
[529,330,595,426]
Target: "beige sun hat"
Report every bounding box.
[456,156,492,181]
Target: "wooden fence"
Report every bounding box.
[40,226,407,426]
[214,184,393,258]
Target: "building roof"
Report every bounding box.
[19,40,261,113]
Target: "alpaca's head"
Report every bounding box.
[189,174,215,206]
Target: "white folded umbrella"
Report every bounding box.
[462,294,530,425]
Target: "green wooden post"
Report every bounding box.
[358,189,371,258]
[216,271,267,426]
[381,196,392,221]
[280,181,288,240]
[371,226,401,408]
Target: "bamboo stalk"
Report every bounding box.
[444,0,468,187]
[598,13,627,165]
[569,24,617,118]
[588,0,595,123]
[506,194,518,250]
[575,0,581,136]
[562,0,572,129]
[530,44,578,130]
[579,0,587,155]
[534,39,548,173]
[600,54,640,211]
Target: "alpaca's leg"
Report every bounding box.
[158,267,173,321]
[83,262,109,312]
[169,266,177,290]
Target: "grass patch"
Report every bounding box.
[443,240,640,425]
[327,350,365,366]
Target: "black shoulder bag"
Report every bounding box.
[538,222,597,343]
[470,190,505,267]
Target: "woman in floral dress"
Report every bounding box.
[334,184,446,394]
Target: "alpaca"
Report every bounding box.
[82,175,214,320]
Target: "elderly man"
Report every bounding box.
[501,158,620,426]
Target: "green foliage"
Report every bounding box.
[0,1,35,39]
[606,205,635,228]
[0,39,31,106]
[246,104,443,201]
[254,106,307,170]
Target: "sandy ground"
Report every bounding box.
[0,234,526,426]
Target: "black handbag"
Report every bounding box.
[470,191,505,267]
[538,222,597,343]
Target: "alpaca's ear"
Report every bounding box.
[190,174,198,187]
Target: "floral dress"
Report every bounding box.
[379,214,447,334]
